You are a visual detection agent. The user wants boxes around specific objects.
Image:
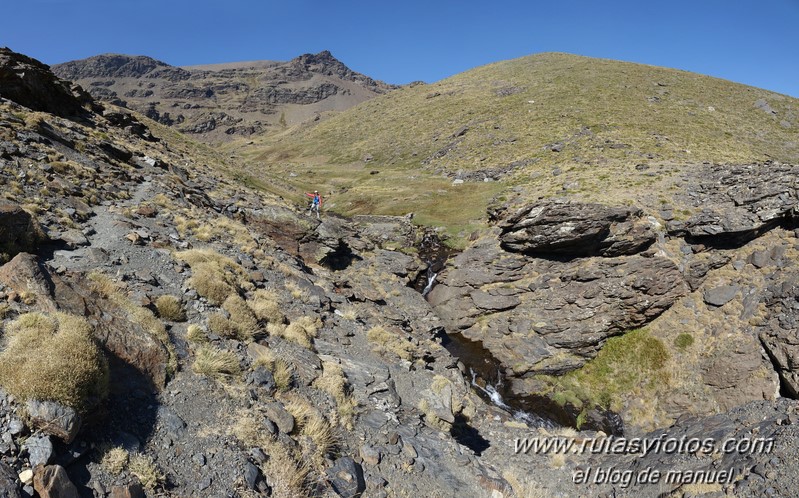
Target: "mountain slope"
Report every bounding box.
[53,51,396,141]
[245,53,799,240]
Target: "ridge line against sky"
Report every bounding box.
[3,0,799,98]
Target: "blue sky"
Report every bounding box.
[4,0,799,97]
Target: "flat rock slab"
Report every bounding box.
[703,285,740,306]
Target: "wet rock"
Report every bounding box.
[328,456,366,498]
[26,400,81,444]
[32,465,79,498]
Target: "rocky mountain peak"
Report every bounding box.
[53,53,177,80]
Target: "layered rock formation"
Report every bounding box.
[52,51,397,140]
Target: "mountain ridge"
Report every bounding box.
[52,50,397,140]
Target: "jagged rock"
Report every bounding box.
[263,401,294,434]
[0,253,58,311]
[703,284,739,307]
[668,163,799,245]
[26,400,81,444]
[0,204,46,262]
[246,366,276,395]
[24,435,54,468]
[359,445,381,466]
[758,269,799,396]
[32,465,78,498]
[497,201,657,257]
[0,461,22,498]
[328,456,366,498]
[432,235,687,376]
[0,48,89,118]
[109,483,145,498]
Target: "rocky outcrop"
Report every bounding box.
[0,205,46,262]
[758,267,799,396]
[497,201,657,257]
[668,162,799,245]
[431,233,687,376]
[0,48,91,118]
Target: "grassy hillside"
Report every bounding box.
[232,53,799,243]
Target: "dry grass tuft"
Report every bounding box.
[282,316,320,349]
[177,249,250,305]
[192,345,241,379]
[0,312,108,411]
[155,295,186,322]
[208,312,237,338]
[247,289,285,324]
[222,294,259,341]
[100,446,129,475]
[313,361,356,428]
[186,324,209,343]
[367,325,415,360]
[230,412,309,497]
[129,453,164,491]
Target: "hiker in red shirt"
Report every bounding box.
[306,190,322,219]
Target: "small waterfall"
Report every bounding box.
[421,268,437,297]
[469,368,555,429]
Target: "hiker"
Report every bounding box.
[306,190,322,219]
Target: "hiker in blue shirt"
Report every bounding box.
[306,190,322,219]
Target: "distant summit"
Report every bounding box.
[52,51,396,140]
[53,54,183,80]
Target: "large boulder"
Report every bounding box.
[0,48,89,118]
[0,253,58,311]
[0,205,46,263]
[497,200,657,257]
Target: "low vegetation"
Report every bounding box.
[0,312,108,412]
[192,345,241,379]
[538,328,670,424]
[367,325,416,360]
[155,295,186,322]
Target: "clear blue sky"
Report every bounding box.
[4,0,798,97]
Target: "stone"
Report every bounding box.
[246,366,276,395]
[243,462,261,490]
[0,462,22,497]
[32,465,79,498]
[109,483,145,498]
[26,400,81,444]
[0,253,58,312]
[263,401,295,434]
[24,435,54,468]
[359,444,381,466]
[157,406,186,436]
[703,285,739,307]
[328,457,366,498]
[497,200,656,257]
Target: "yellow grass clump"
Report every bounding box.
[0,312,108,412]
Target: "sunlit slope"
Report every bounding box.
[263,52,797,168]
